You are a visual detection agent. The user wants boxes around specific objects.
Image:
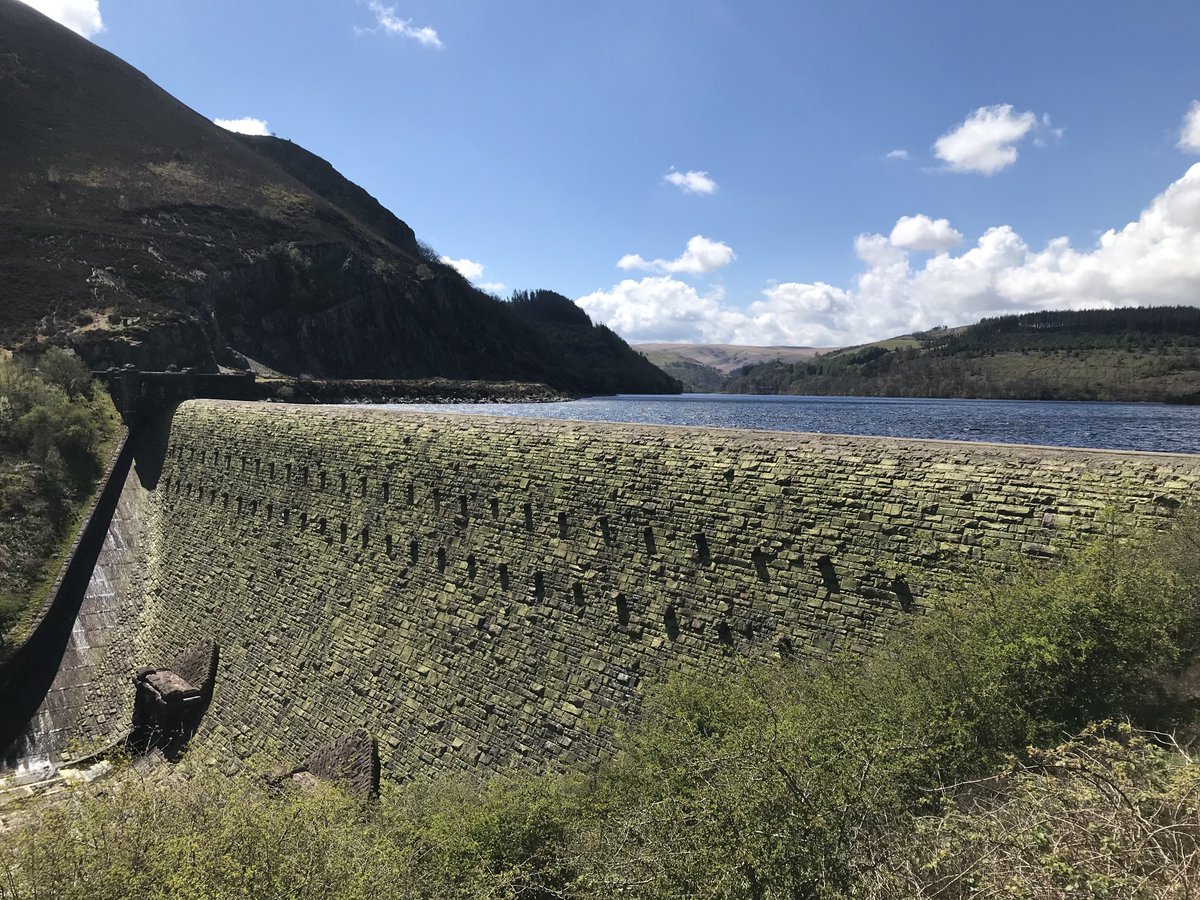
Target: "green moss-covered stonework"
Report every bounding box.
[96,400,1198,779]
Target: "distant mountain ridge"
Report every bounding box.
[0,0,676,395]
[634,343,833,392]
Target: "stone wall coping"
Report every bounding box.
[189,399,1200,462]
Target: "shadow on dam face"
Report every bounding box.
[0,412,174,769]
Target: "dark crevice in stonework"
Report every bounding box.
[598,516,612,546]
[523,502,534,531]
[817,555,840,593]
[533,572,545,601]
[664,605,680,641]
[557,512,568,539]
[643,527,657,557]
[717,621,734,648]
[499,563,510,591]
[752,548,771,583]
[694,533,710,565]
[615,594,629,625]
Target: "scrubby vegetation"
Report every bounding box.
[725,306,1200,402]
[2,515,1199,897]
[0,349,118,655]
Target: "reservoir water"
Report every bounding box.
[384,394,1200,455]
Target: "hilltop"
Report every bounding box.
[0,0,676,395]
[633,343,833,392]
[724,307,1200,402]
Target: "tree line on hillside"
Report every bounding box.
[507,290,680,395]
[724,306,1200,402]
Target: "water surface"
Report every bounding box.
[381,394,1200,454]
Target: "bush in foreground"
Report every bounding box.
[0,349,118,651]
[2,516,1198,898]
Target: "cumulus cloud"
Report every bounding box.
[885,149,910,161]
[214,117,271,136]
[663,169,718,194]
[888,214,964,251]
[361,0,442,47]
[580,164,1200,346]
[439,256,484,280]
[439,256,504,293]
[934,104,1041,175]
[1180,101,1200,153]
[616,235,736,276]
[18,0,102,37]
[577,277,740,343]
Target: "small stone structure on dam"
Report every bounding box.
[5,400,1200,779]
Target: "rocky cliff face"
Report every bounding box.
[0,0,677,394]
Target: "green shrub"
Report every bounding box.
[1,516,1197,898]
[0,354,117,650]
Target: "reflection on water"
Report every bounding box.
[380,393,1200,454]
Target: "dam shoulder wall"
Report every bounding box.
[122,401,1200,779]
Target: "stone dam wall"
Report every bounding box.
[18,400,1200,779]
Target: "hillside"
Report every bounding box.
[508,291,678,394]
[0,0,674,395]
[724,307,1200,403]
[634,342,832,391]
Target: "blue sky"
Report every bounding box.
[24,0,1200,346]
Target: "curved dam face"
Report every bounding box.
[30,401,1200,778]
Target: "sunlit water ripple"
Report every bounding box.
[374,394,1200,454]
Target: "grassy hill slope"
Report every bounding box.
[725,308,1200,402]
[0,1,670,394]
[634,343,833,391]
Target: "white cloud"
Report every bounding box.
[663,169,718,194]
[934,104,1040,175]
[18,0,102,37]
[439,257,505,294]
[213,117,271,136]
[1180,101,1200,153]
[885,149,910,161]
[439,256,485,280]
[889,214,964,252]
[362,1,442,47]
[616,235,736,276]
[580,164,1200,346]
[577,277,740,343]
